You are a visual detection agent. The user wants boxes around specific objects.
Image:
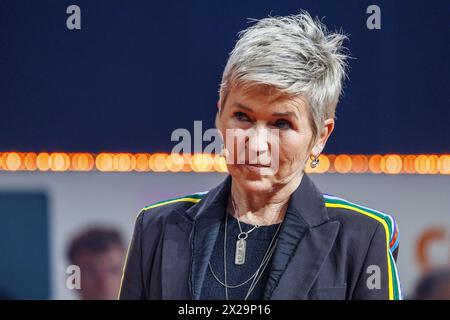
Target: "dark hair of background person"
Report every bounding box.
[67,227,125,263]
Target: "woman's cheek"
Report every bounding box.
[276,147,293,171]
[281,144,307,171]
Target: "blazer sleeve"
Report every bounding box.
[351,222,402,300]
[118,209,146,300]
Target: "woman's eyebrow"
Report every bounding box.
[272,111,299,120]
[233,102,299,120]
[233,102,253,112]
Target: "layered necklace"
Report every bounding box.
[208,196,283,300]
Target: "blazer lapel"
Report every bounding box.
[187,175,232,300]
[270,221,340,299]
[264,173,341,299]
[161,217,194,299]
[160,175,232,299]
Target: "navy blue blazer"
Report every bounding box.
[119,174,401,300]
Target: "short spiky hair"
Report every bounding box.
[220,11,349,142]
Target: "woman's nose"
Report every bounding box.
[247,126,270,156]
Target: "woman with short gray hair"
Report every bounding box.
[120,11,402,300]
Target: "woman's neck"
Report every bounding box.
[229,174,304,226]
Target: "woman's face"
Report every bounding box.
[217,83,329,193]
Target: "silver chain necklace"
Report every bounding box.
[208,199,283,300]
[208,212,280,289]
[230,197,260,265]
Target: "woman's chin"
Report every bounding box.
[229,166,276,193]
[240,181,273,194]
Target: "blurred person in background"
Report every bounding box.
[413,268,450,300]
[67,227,126,300]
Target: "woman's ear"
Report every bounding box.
[215,111,220,130]
[312,118,335,156]
[215,100,224,142]
[215,100,221,126]
[322,118,335,143]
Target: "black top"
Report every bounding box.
[200,213,281,300]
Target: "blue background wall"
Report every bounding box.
[0,0,448,154]
[0,192,50,299]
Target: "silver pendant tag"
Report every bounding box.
[235,238,246,265]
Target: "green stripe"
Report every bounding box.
[143,192,207,210]
[325,195,401,299]
[324,197,393,236]
[389,252,401,299]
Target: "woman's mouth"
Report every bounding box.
[243,163,272,174]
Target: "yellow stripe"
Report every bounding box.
[325,202,394,300]
[144,197,202,210]
[117,197,203,299]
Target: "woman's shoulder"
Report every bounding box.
[138,190,209,224]
[322,193,399,252]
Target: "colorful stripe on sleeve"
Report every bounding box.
[323,194,402,300]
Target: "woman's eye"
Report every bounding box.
[274,119,292,129]
[234,112,251,122]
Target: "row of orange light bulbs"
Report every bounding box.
[0,152,449,174]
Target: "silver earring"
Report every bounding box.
[310,154,320,168]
